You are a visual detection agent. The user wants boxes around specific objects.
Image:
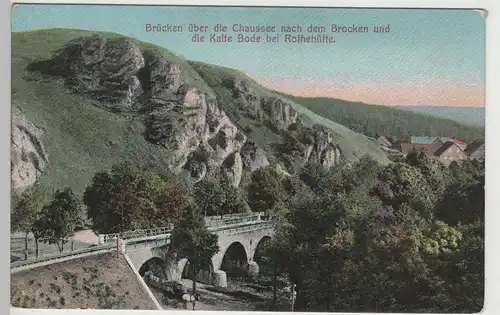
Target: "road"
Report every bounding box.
[10,214,264,264]
[10,236,94,263]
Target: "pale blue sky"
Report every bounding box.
[12,5,486,106]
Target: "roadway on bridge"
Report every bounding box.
[10,213,267,268]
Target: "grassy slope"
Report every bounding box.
[12,29,210,201]
[12,28,389,203]
[10,252,157,309]
[281,95,485,143]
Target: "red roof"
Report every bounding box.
[452,139,466,146]
[433,142,456,157]
[398,143,443,155]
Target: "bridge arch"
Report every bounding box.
[138,256,168,278]
[178,257,215,285]
[252,235,273,276]
[220,241,249,276]
[253,235,272,261]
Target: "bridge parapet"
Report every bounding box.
[99,213,269,245]
[98,226,173,244]
[11,214,274,271]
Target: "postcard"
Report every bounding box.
[10,4,485,313]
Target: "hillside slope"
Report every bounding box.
[11,252,157,309]
[281,95,485,143]
[11,28,389,201]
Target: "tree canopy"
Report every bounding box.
[265,154,484,312]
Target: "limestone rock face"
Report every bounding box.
[28,36,248,185]
[24,35,346,191]
[240,141,270,172]
[220,152,243,187]
[230,79,298,131]
[305,125,343,167]
[11,108,49,196]
[29,36,145,111]
[260,97,298,131]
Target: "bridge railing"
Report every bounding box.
[11,214,274,265]
[205,212,265,221]
[11,236,96,263]
[11,243,115,270]
[99,213,265,244]
[220,221,274,236]
[121,220,273,252]
[98,226,173,244]
[205,216,260,228]
[124,237,171,252]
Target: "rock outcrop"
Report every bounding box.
[276,123,344,173]
[260,97,298,131]
[229,79,298,131]
[11,108,49,196]
[220,152,243,187]
[28,36,247,184]
[240,141,270,172]
[305,125,343,167]
[25,35,345,188]
[29,36,145,111]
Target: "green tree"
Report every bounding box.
[247,165,286,214]
[170,204,219,297]
[157,177,196,225]
[193,176,244,218]
[193,177,224,217]
[375,162,436,221]
[38,188,81,252]
[405,149,451,196]
[84,163,175,234]
[11,184,43,260]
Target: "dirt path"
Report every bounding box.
[150,278,292,311]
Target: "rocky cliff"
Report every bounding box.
[12,30,387,198]
[11,108,49,195]
[23,35,345,189]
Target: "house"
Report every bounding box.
[395,140,469,166]
[377,136,393,148]
[397,142,443,156]
[464,140,485,161]
[433,141,469,166]
[451,139,468,151]
[438,137,467,150]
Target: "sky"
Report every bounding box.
[12,5,485,107]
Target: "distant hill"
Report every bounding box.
[278,95,485,143]
[397,106,485,127]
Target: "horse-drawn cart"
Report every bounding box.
[144,271,185,300]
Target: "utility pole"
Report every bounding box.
[118,206,123,259]
[121,207,124,238]
[116,236,120,258]
[291,283,295,312]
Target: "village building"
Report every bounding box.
[464,140,485,161]
[408,136,467,150]
[396,142,443,156]
[394,140,469,166]
[432,141,469,166]
[410,136,441,144]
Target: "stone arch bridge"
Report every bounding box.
[118,215,274,288]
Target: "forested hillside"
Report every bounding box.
[281,95,485,142]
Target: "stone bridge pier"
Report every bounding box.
[126,225,274,288]
[210,227,274,287]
